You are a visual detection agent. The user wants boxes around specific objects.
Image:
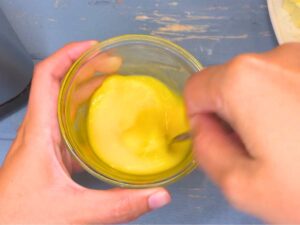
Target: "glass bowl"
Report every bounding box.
[58,34,202,188]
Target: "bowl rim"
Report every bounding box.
[58,34,202,188]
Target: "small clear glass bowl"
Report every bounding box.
[58,34,202,188]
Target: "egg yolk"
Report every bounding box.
[87,75,190,175]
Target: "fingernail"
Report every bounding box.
[148,191,171,210]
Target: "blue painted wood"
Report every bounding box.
[0,0,277,66]
[0,0,278,223]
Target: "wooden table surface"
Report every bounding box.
[0,0,278,224]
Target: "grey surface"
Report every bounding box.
[0,8,32,104]
[0,0,278,224]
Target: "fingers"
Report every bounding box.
[73,188,171,224]
[184,66,258,208]
[29,40,96,105]
[189,113,260,214]
[34,40,98,82]
[184,53,265,149]
[190,113,252,186]
[184,53,263,122]
[69,53,122,121]
[25,41,96,132]
[70,75,107,120]
[75,53,122,85]
[184,65,227,118]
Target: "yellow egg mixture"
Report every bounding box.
[284,0,300,27]
[87,75,190,175]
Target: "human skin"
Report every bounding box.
[1,40,300,224]
[184,43,300,223]
[0,41,170,224]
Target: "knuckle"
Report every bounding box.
[230,53,260,70]
[226,54,260,85]
[221,53,263,102]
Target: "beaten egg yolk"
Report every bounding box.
[87,75,190,175]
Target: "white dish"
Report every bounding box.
[267,0,300,44]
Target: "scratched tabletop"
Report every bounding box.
[0,0,277,224]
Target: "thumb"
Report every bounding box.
[73,188,171,224]
[189,114,261,214]
[190,113,252,188]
